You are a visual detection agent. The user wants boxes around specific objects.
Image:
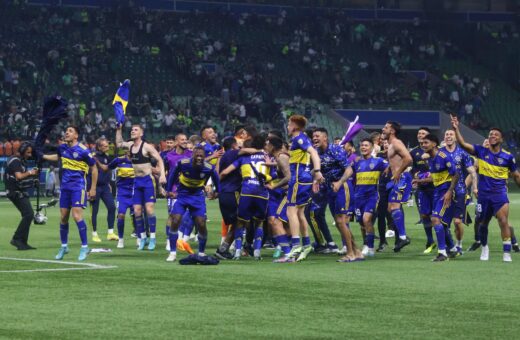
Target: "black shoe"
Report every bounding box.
[313,244,329,254]
[513,244,520,253]
[432,253,449,262]
[10,239,29,250]
[215,249,233,260]
[376,242,387,252]
[393,237,411,253]
[467,241,481,252]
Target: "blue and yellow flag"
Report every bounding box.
[113,79,130,126]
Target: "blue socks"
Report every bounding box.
[168,229,178,252]
[234,227,244,254]
[503,239,512,253]
[198,233,207,254]
[60,223,69,245]
[391,209,406,238]
[117,217,125,239]
[433,224,446,252]
[275,235,291,255]
[148,215,156,236]
[302,236,310,247]
[76,220,88,246]
[445,226,455,250]
[135,215,145,238]
[291,236,300,248]
[479,223,489,246]
[423,219,434,244]
[366,233,375,249]
[254,227,263,251]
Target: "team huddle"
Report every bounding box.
[40,114,520,263]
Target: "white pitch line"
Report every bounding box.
[0,257,117,273]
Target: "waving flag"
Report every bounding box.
[113,79,130,127]
[340,115,363,146]
[34,96,68,162]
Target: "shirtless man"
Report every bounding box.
[381,121,413,252]
[116,125,166,251]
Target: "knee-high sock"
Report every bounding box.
[366,233,375,249]
[117,217,125,239]
[444,226,455,250]
[234,227,244,254]
[168,229,178,252]
[148,214,156,237]
[253,226,263,251]
[198,233,207,254]
[275,234,291,255]
[135,214,145,238]
[434,224,446,253]
[479,223,489,246]
[307,209,324,245]
[391,209,406,238]
[76,220,88,246]
[423,219,434,244]
[60,223,69,246]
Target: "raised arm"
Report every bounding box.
[115,126,132,149]
[42,154,59,162]
[451,114,475,155]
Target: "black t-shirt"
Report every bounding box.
[5,157,25,192]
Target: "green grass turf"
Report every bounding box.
[1,195,520,339]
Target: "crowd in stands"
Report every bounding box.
[0,1,518,150]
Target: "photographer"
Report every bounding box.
[5,142,38,250]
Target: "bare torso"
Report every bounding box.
[387,137,405,174]
[130,141,153,177]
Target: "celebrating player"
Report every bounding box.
[116,124,166,251]
[42,126,97,261]
[381,121,413,252]
[451,115,520,262]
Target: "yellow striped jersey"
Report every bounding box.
[289,131,312,183]
[473,144,517,195]
[58,143,95,189]
[352,156,388,198]
[427,150,456,192]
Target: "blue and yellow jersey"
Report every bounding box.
[108,156,135,195]
[58,143,95,190]
[411,145,434,191]
[199,141,221,166]
[289,132,313,183]
[352,157,388,198]
[172,158,220,195]
[440,145,474,195]
[319,144,350,185]
[473,144,517,195]
[233,152,272,199]
[428,150,456,192]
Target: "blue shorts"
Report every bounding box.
[432,189,454,226]
[171,193,206,218]
[60,187,87,209]
[132,175,156,206]
[238,195,268,222]
[117,194,133,215]
[453,192,469,223]
[219,191,239,225]
[476,193,509,222]
[354,195,378,222]
[328,183,354,216]
[388,172,412,203]
[267,191,284,218]
[287,181,312,206]
[417,189,434,215]
[276,196,288,223]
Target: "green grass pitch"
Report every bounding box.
[1,195,520,339]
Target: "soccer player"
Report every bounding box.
[410,127,437,254]
[381,121,413,252]
[441,129,478,256]
[160,135,176,165]
[285,115,324,260]
[42,126,97,261]
[348,138,388,257]
[264,136,292,260]
[200,126,223,166]
[220,135,270,260]
[89,137,117,242]
[164,133,193,253]
[451,116,520,262]
[215,137,242,260]
[419,134,459,262]
[313,128,363,262]
[166,146,220,262]
[108,150,135,248]
[115,124,166,251]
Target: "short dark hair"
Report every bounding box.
[165,135,176,141]
[268,130,284,140]
[193,145,205,154]
[489,127,503,137]
[387,121,401,136]
[345,141,354,147]
[422,133,439,145]
[66,125,80,136]
[313,127,328,135]
[361,137,373,145]
[222,136,237,151]
[251,135,266,149]
[200,125,213,136]
[418,127,431,134]
[267,136,283,151]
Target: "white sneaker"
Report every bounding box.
[480,245,489,261]
[117,239,124,249]
[338,246,347,255]
[361,245,369,256]
[166,252,177,262]
[166,239,170,251]
[503,252,512,263]
[366,248,375,257]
